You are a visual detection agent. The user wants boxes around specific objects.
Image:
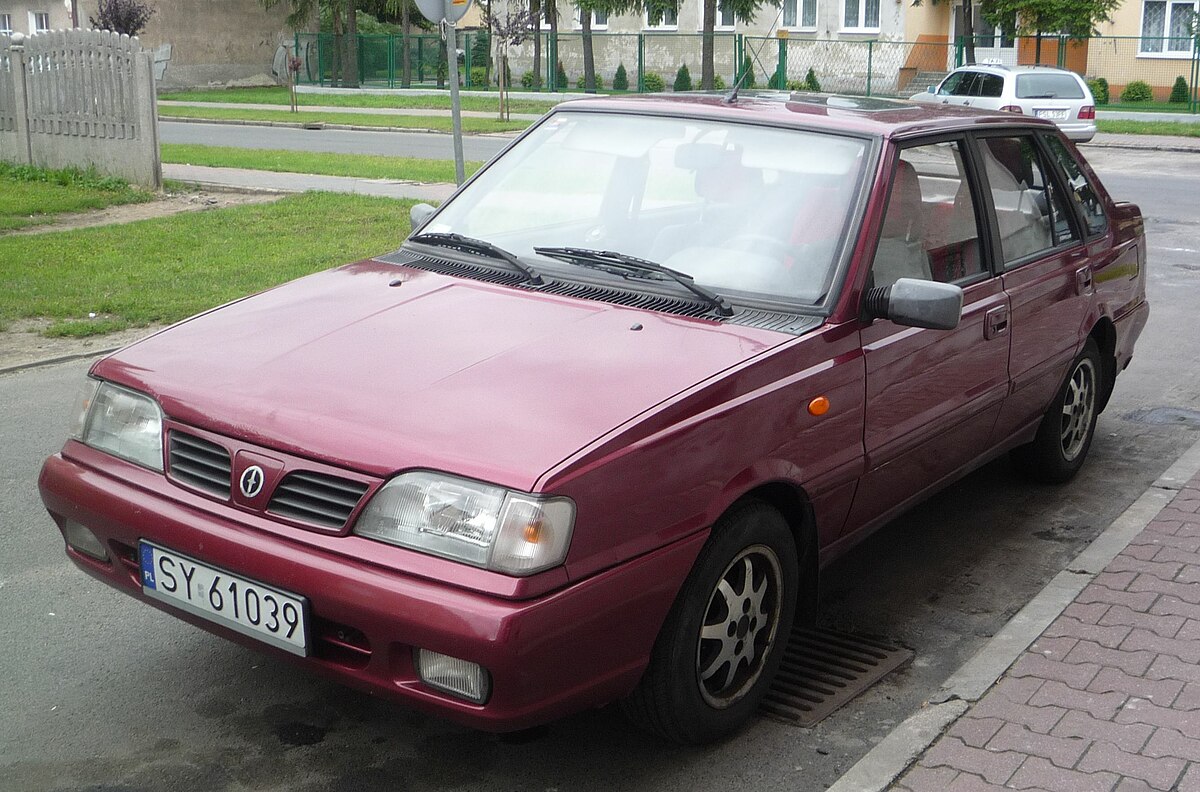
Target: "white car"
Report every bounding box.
[912,64,1097,143]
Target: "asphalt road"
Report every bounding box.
[159,120,513,163]
[2,148,1199,792]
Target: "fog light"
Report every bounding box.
[63,520,108,561]
[414,648,491,704]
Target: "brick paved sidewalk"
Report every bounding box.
[895,475,1200,792]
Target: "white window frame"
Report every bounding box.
[714,3,736,31]
[574,8,608,30]
[781,0,818,31]
[0,14,13,33]
[645,7,679,30]
[1139,0,1198,57]
[841,0,880,33]
[30,11,51,32]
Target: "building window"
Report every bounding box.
[574,8,608,29]
[645,7,679,29]
[0,14,12,33]
[717,3,736,29]
[782,0,817,29]
[1141,1,1196,54]
[843,0,880,31]
[31,11,51,32]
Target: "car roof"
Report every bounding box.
[955,63,1081,77]
[556,91,1061,140]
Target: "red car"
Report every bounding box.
[39,93,1148,744]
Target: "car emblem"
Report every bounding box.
[239,465,266,499]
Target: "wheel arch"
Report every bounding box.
[1088,316,1117,413]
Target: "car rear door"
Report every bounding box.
[973,131,1091,445]
[845,136,1011,535]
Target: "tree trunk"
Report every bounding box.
[531,0,542,89]
[402,2,411,88]
[332,9,344,87]
[701,0,715,90]
[582,13,595,93]
[345,0,359,88]
[438,37,447,88]
[1034,14,1043,64]
[962,1,976,66]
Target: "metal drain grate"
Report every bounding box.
[760,628,913,727]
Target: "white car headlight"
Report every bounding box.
[76,381,164,471]
[353,471,575,576]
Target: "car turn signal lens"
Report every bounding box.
[808,396,830,416]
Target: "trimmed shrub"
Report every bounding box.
[520,70,537,89]
[576,73,604,91]
[1087,77,1109,105]
[713,73,726,90]
[804,67,821,92]
[613,63,629,91]
[643,71,666,92]
[469,66,487,87]
[556,60,568,90]
[1171,75,1190,103]
[674,64,693,92]
[1120,80,1153,102]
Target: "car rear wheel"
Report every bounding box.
[1012,338,1102,484]
[621,500,798,744]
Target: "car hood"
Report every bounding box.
[96,260,792,490]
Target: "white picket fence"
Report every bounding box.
[1,29,160,188]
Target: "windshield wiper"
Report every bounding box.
[533,246,733,317]
[408,232,543,285]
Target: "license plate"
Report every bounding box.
[139,541,309,656]
[1036,109,1069,120]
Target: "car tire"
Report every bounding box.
[1012,338,1103,484]
[621,500,799,744]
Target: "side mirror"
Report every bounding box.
[927,85,936,94]
[409,203,436,231]
[865,278,963,330]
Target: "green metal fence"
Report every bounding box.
[294,30,1200,110]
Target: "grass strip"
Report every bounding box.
[161,143,479,182]
[0,192,414,337]
[158,104,533,133]
[159,86,560,116]
[1096,119,1200,137]
[0,163,153,232]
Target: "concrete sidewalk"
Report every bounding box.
[830,440,1200,792]
[162,163,457,202]
[1089,133,1200,154]
[158,99,545,122]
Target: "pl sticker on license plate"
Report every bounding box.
[139,541,309,656]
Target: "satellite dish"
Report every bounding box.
[414,0,473,25]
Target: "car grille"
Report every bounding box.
[267,471,369,529]
[168,431,232,498]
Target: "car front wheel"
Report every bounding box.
[621,500,799,744]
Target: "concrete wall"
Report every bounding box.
[0,2,73,35]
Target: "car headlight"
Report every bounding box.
[73,380,164,471]
[353,471,575,576]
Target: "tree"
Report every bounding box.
[574,0,659,93]
[264,0,359,87]
[696,0,775,90]
[485,0,537,117]
[90,0,155,37]
[980,0,1121,63]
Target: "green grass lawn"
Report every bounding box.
[1102,101,1197,113]
[158,104,532,133]
[0,192,415,337]
[159,86,560,116]
[161,143,481,182]
[0,164,153,232]
[1096,119,1200,136]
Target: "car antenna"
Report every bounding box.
[724,5,786,104]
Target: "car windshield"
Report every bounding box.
[421,111,871,306]
[1016,73,1085,99]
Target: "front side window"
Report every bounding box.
[949,71,982,96]
[843,0,880,30]
[782,0,817,28]
[870,140,985,289]
[1141,1,1196,54]
[1043,135,1108,237]
[423,112,871,306]
[979,136,1080,266]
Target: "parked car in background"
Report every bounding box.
[40,93,1146,745]
[912,64,1097,142]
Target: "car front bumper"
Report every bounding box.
[38,447,704,732]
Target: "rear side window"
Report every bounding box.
[1016,73,1085,99]
[979,135,1080,266]
[978,74,1004,98]
[1044,135,1108,237]
[953,72,982,96]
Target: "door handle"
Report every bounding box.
[1075,266,1094,295]
[985,306,1009,339]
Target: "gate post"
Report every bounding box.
[637,32,645,92]
[10,36,32,165]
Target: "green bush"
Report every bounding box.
[555,60,568,90]
[470,31,491,74]
[520,70,537,89]
[1170,75,1190,103]
[739,54,756,89]
[1120,80,1153,102]
[786,79,804,91]
[768,70,786,89]
[674,64,693,92]
[576,73,604,91]
[713,73,726,90]
[1087,77,1109,105]
[613,63,629,91]
[643,71,665,92]
[804,67,821,92]
[469,66,487,87]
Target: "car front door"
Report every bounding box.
[845,137,1011,536]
